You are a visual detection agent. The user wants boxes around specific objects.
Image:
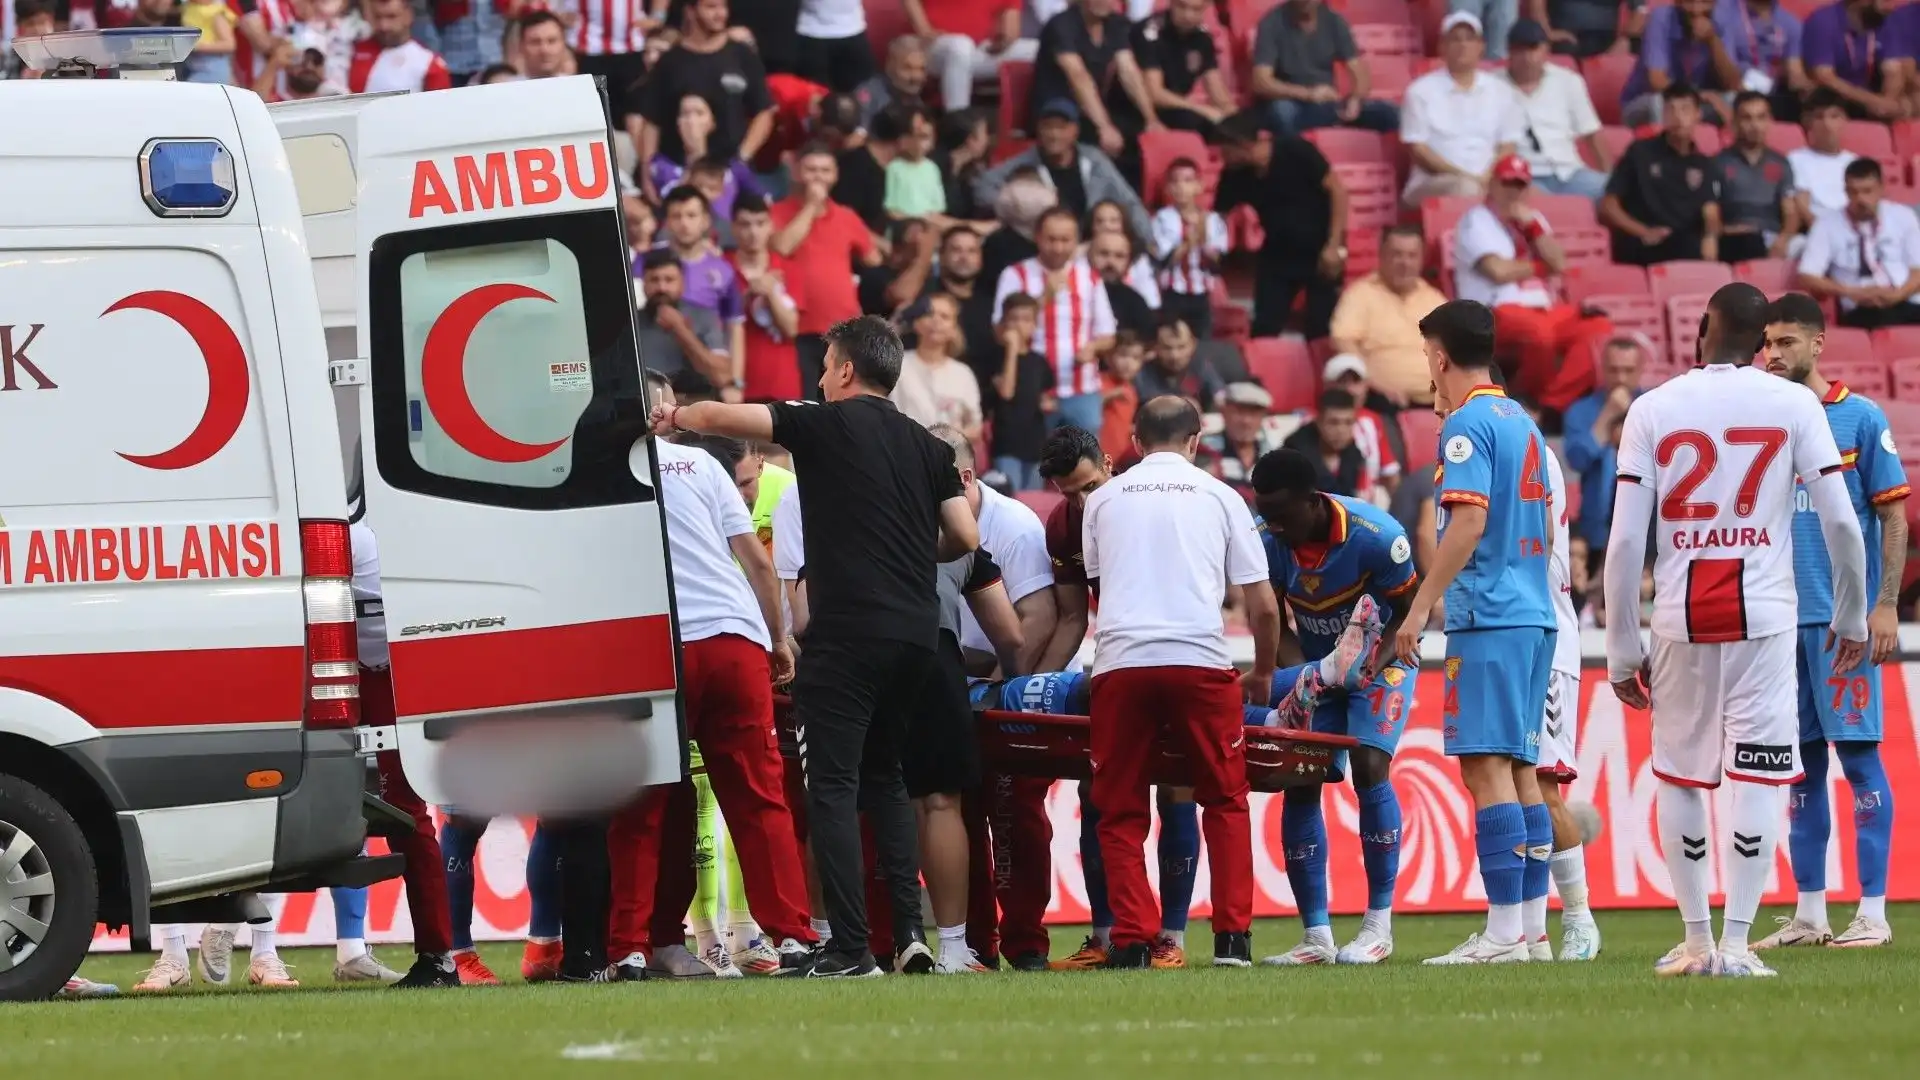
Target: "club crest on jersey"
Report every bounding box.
[1445,435,1474,463]
[1299,574,1321,594]
[1445,657,1461,680]
[1884,428,1899,454]
[1383,666,1406,687]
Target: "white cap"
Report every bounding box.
[1323,353,1369,383]
[1440,11,1484,36]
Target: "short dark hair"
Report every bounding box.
[475,62,520,84]
[516,8,564,35]
[686,155,729,180]
[14,0,58,21]
[1250,448,1320,498]
[1164,156,1200,178]
[1112,329,1144,353]
[675,432,747,475]
[795,139,839,166]
[940,224,980,250]
[816,93,862,137]
[1418,299,1497,371]
[662,185,710,215]
[1038,425,1104,481]
[731,192,769,218]
[1766,291,1827,333]
[1382,225,1425,248]
[1803,87,1847,117]
[999,292,1039,320]
[1706,282,1771,363]
[1157,309,1196,336]
[1846,157,1884,183]
[823,315,906,393]
[1035,205,1080,235]
[1317,388,1357,412]
[1661,82,1702,106]
[640,247,681,274]
[1134,394,1203,449]
[872,101,932,144]
[1733,89,1771,114]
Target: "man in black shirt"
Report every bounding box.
[836,102,916,235]
[1601,83,1724,266]
[629,0,775,203]
[1279,388,1367,497]
[650,315,980,978]
[1214,119,1348,339]
[1123,0,1236,136]
[926,226,999,384]
[1031,0,1158,157]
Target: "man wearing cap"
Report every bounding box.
[972,97,1153,242]
[1600,83,1724,265]
[1499,18,1613,200]
[1321,354,1405,506]
[1201,382,1284,503]
[1401,11,1527,208]
[1620,0,1743,127]
[1329,227,1449,408]
[1450,1,1520,61]
[1455,153,1615,411]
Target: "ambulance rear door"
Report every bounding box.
[350,76,681,810]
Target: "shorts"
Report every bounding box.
[977,671,1090,715]
[1796,625,1884,743]
[1650,632,1802,787]
[1268,659,1418,782]
[1442,626,1554,763]
[1536,669,1581,782]
[903,635,980,798]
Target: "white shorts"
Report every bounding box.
[1649,632,1802,788]
[1537,668,1581,781]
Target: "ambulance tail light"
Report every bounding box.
[301,520,360,730]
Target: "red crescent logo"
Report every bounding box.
[104,291,252,471]
[421,283,570,464]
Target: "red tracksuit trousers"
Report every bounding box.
[361,668,453,955]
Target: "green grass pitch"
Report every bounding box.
[5,906,1913,1079]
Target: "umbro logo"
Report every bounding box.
[1733,832,1762,859]
[1682,835,1707,862]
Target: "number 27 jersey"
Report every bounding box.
[1616,364,1843,644]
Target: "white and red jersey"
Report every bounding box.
[348,37,453,94]
[1544,446,1580,675]
[571,0,645,56]
[1149,205,1229,297]
[1352,407,1401,493]
[991,256,1117,398]
[232,0,297,88]
[1616,363,1842,644]
[349,521,389,670]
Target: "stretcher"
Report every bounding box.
[771,695,1357,791]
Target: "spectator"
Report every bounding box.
[1789,87,1860,219]
[1202,382,1283,501]
[981,173,1055,292]
[985,293,1057,491]
[631,0,773,205]
[860,219,939,318]
[1329,227,1450,408]
[1280,388,1366,497]
[637,248,732,397]
[1531,0,1648,58]
[1089,200,1162,316]
[625,195,659,262]
[428,0,507,89]
[772,142,884,395]
[1151,157,1229,339]
[1561,336,1644,577]
[683,157,761,246]
[474,62,522,85]
[854,35,930,130]
[649,96,761,218]
[662,186,747,396]
[511,10,571,79]
[1126,0,1235,134]
[1458,154,1613,410]
[1320,354,1404,504]
[1030,0,1158,160]
[6,0,57,79]
[885,105,951,226]
[811,90,866,154]
[1135,313,1224,407]
[1797,157,1920,328]
[893,294,986,440]
[349,0,450,93]
[1453,1,1519,61]
[728,195,805,403]
[1620,0,1742,126]
[229,0,299,94]
[1726,0,1809,116]
[1602,83,1724,265]
[1401,12,1525,208]
[180,0,236,84]
[1101,330,1144,462]
[255,40,339,99]
[1801,0,1908,121]
[1251,0,1399,136]
[1089,227,1159,340]
[1214,119,1345,339]
[1501,18,1612,199]
[795,0,872,94]
[838,103,915,236]
[993,206,1115,431]
[972,99,1153,239]
[935,109,996,221]
[928,226,999,384]
[909,0,1033,111]
[1714,90,1806,261]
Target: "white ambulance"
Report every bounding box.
[0,30,682,1000]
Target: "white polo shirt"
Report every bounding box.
[1498,65,1602,182]
[1786,147,1858,221]
[1454,204,1556,310]
[350,521,389,670]
[658,441,771,649]
[1400,68,1526,195]
[1082,451,1269,677]
[959,483,1054,656]
[797,0,866,38]
[1797,200,1920,312]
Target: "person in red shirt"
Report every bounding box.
[349,0,452,94]
[907,0,1034,110]
[728,195,805,402]
[770,142,883,398]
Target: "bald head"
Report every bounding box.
[1133,394,1203,456]
[1704,282,1771,366]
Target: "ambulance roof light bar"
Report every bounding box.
[12,28,200,81]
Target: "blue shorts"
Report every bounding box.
[1265,659,1417,782]
[975,671,1090,715]
[1443,627,1554,762]
[1796,626,1883,743]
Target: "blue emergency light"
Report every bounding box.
[139,139,238,218]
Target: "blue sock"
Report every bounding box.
[527,822,562,939]
[1521,803,1552,902]
[1281,788,1330,929]
[439,817,484,951]
[331,887,368,940]
[1475,803,1527,907]
[1356,782,1402,911]
[1788,741,1831,894]
[1079,783,1111,930]
[1156,800,1199,932]
[1837,743,1894,898]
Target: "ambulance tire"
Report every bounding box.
[0,775,99,1003]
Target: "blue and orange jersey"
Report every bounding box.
[1792,382,1910,626]
[1261,493,1417,659]
[1434,385,1555,633]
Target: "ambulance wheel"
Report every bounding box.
[0,775,99,1002]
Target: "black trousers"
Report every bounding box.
[790,636,935,958]
[1251,263,1337,339]
[1839,302,1920,329]
[795,33,875,93]
[796,333,829,401]
[547,817,611,977]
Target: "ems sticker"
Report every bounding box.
[1444,435,1474,463]
[1884,428,1898,454]
[548,360,591,393]
[1390,535,1412,563]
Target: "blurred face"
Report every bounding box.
[1805,104,1849,152]
[940,230,982,282]
[733,209,771,252]
[1088,233,1131,282]
[1859,0,1896,29]
[1507,41,1547,82]
[623,197,656,250]
[1037,115,1079,160]
[18,12,54,35]
[691,0,729,35]
[796,151,838,191]
[1443,25,1484,70]
[901,111,934,158]
[819,348,858,402]
[642,263,684,305]
[1223,403,1264,442]
[1317,406,1357,451]
[1001,305,1037,344]
[136,0,171,20]
[1049,456,1112,507]
[688,169,726,206]
[732,450,764,508]
[1679,0,1716,25]
[1734,96,1772,147]
[1846,171,1883,221]
[1169,0,1208,31]
[521,19,568,76]
[1036,215,1080,269]
[664,198,710,247]
[1091,202,1125,236]
[679,95,717,139]
[1164,167,1200,207]
[368,0,412,46]
[1381,234,1424,288]
[1258,490,1322,548]
[889,47,928,96]
[917,297,958,349]
[1765,321,1823,382]
[1156,324,1196,370]
[1109,344,1143,378]
[1602,344,1643,390]
[1332,369,1370,401]
[286,48,327,93]
[1663,94,1701,141]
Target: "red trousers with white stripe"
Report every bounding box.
[606,634,814,957]
[1493,303,1611,412]
[361,668,453,956]
[1089,665,1251,949]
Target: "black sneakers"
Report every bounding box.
[894,930,935,974]
[1102,942,1152,969]
[587,954,649,983]
[1213,931,1253,968]
[393,955,461,988]
[802,950,885,978]
[1007,952,1050,972]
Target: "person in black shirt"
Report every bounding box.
[650,315,980,979]
[1601,83,1725,266]
[1214,119,1347,339]
[985,294,1057,491]
[925,225,999,384]
[1123,0,1236,136]
[629,0,774,202]
[1031,0,1159,158]
[836,102,911,235]
[1279,388,1367,497]
[860,219,937,318]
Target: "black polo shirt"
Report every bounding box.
[1032,7,1133,129]
[768,395,962,648]
[1606,134,1721,260]
[1215,135,1334,275]
[1132,12,1218,98]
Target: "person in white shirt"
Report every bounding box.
[1150,157,1231,338]
[1399,11,1526,208]
[892,294,985,441]
[1796,157,1920,329]
[795,0,873,93]
[1081,395,1281,970]
[993,206,1118,434]
[1499,18,1611,201]
[1786,89,1858,223]
[935,429,1060,674]
[1603,282,1868,979]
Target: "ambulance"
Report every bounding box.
[0,29,682,1000]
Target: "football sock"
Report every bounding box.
[1521,802,1553,942]
[937,923,967,955]
[810,917,832,944]
[1162,929,1185,948]
[1858,895,1887,922]
[439,817,483,951]
[1787,740,1830,900]
[1836,742,1893,909]
[1357,781,1402,913]
[1550,846,1591,920]
[723,827,753,933]
[250,925,278,961]
[1657,782,1713,949]
[1722,780,1788,954]
[156,925,187,962]
[1157,799,1199,933]
[332,887,368,963]
[526,821,562,941]
[689,771,720,935]
[1079,782,1112,933]
[1281,788,1331,930]
[1474,803,1526,943]
[1361,907,1391,938]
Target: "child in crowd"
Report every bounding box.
[289,0,369,91]
[885,103,947,224]
[728,195,803,403]
[684,156,760,246]
[180,0,237,84]
[661,185,746,394]
[1101,331,1144,464]
[1150,157,1227,340]
[6,0,58,79]
[987,293,1055,491]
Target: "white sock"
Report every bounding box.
[1657,782,1713,939]
[1721,781,1787,954]
[1550,846,1591,919]
[937,923,967,952]
[250,925,278,960]
[1684,919,1713,950]
[156,925,187,961]
[1487,903,1523,944]
[1858,895,1887,922]
[727,918,762,941]
[1303,924,1334,947]
[1361,908,1392,937]
[809,917,832,943]
[693,928,721,954]
[1522,896,1548,942]
[336,937,367,964]
[1093,926,1112,947]
[1795,890,1829,926]
[1159,929,1185,948]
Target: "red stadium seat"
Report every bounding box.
[1580,52,1637,126]
[1587,125,1636,170]
[1139,129,1217,208]
[1824,326,1875,364]
[998,60,1035,141]
[1013,489,1063,520]
[1333,162,1399,229]
[1243,337,1319,413]
[1894,119,1920,162]
[1889,357,1920,400]
[1351,22,1422,57]
[1420,196,1479,246]
[1213,303,1252,343]
[1584,292,1666,358]
[865,0,912,71]
[1334,0,1415,25]
[1829,360,1891,399]
[1536,194,1599,231]
[1734,258,1796,295]
[1227,203,1265,252]
[1649,260,1734,303]
[1343,227,1382,281]
[1877,401,1920,450]
[1873,327,1920,359]
[1766,124,1808,154]
[1666,293,1713,367]
[1361,54,1415,102]
[1557,227,1612,267]
[1840,121,1903,180]
[1304,127,1389,165]
[1886,182,1919,206]
[1400,409,1441,470]
[1564,264,1650,305]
